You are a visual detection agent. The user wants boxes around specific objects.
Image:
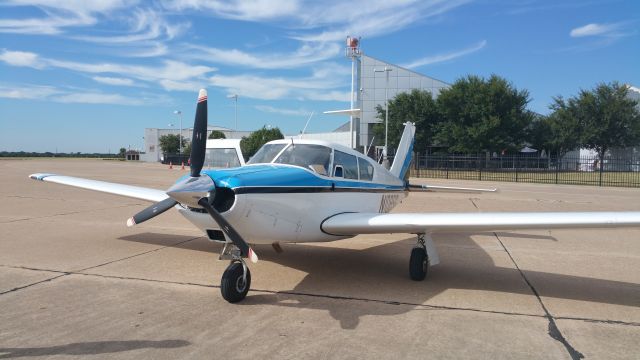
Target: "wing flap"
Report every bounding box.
[322,212,640,236]
[29,173,168,203]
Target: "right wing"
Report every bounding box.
[29,173,168,203]
[321,211,640,235]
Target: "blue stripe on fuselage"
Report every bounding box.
[187,164,405,191]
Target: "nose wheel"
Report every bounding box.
[219,242,251,303]
[221,261,251,303]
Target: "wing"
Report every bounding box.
[321,212,640,235]
[29,173,167,203]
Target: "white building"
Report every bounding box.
[141,125,251,162]
[355,54,450,149]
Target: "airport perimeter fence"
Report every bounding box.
[407,153,640,188]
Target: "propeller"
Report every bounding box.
[190,89,208,177]
[127,197,177,227]
[126,88,258,262]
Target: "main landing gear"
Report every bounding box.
[409,233,439,281]
[219,243,251,303]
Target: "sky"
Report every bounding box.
[0,0,638,153]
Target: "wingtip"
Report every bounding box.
[126,217,136,227]
[29,173,55,181]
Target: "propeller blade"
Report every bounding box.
[197,197,258,263]
[127,197,178,227]
[190,89,208,177]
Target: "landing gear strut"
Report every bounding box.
[409,233,439,281]
[219,243,251,303]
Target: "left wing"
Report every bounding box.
[321,212,640,235]
[29,173,168,203]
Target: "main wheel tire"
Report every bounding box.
[221,262,251,303]
[409,247,428,281]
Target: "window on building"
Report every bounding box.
[333,150,358,179]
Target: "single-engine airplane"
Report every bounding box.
[30,89,640,303]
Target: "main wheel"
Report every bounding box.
[409,247,428,281]
[221,262,251,303]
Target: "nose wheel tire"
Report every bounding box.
[221,262,251,303]
[409,247,428,281]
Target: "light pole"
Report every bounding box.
[227,94,238,131]
[374,66,392,169]
[173,110,182,155]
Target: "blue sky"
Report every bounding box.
[0,0,638,153]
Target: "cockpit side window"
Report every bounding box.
[273,144,332,175]
[333,150,358,179]
[247,143,286,164]
[358,157,374,181]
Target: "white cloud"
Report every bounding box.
[293,0,469,42]
[164,0,301,21]
[1,49,217,92]
[91,76,135,86]
[53,92,144,106]
[184,41,341,69]
[403,40,487,69]
[0,0,131,34]
[0,49,43,68]
[209,73,345,101]
[0,82,164,106]
[570,22,622,37]
[255,105,311,117]
[0,84,60,99]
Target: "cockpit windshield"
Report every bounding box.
[247,143,286,164]
[273,144,332,175]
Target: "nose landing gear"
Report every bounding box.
[219,243,251,303]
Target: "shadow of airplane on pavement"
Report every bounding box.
[118,230,639,330]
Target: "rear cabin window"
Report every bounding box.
[333,150,359,179]
[247,143,286,164]
[273,144,332,175]
[358,157,374,181]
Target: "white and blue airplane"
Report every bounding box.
[30,89,640,303]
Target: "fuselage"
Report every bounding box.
[175,139,408,244]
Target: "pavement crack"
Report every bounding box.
[469,198,479,210]
[0,273,69,296]
[494,232,584,360]
[75,235,202,272]
[2,204,142,224]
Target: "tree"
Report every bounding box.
[209,130,226,139]
[572,82,640,162]
[183,141,192,157]
[372,89,440,155]
[240,126,284,160]
[159,134,188,154]
[538,96,584,158]
[434,75,533,153]
[118,147,127,158]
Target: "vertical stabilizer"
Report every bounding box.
[389,122,416,179]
